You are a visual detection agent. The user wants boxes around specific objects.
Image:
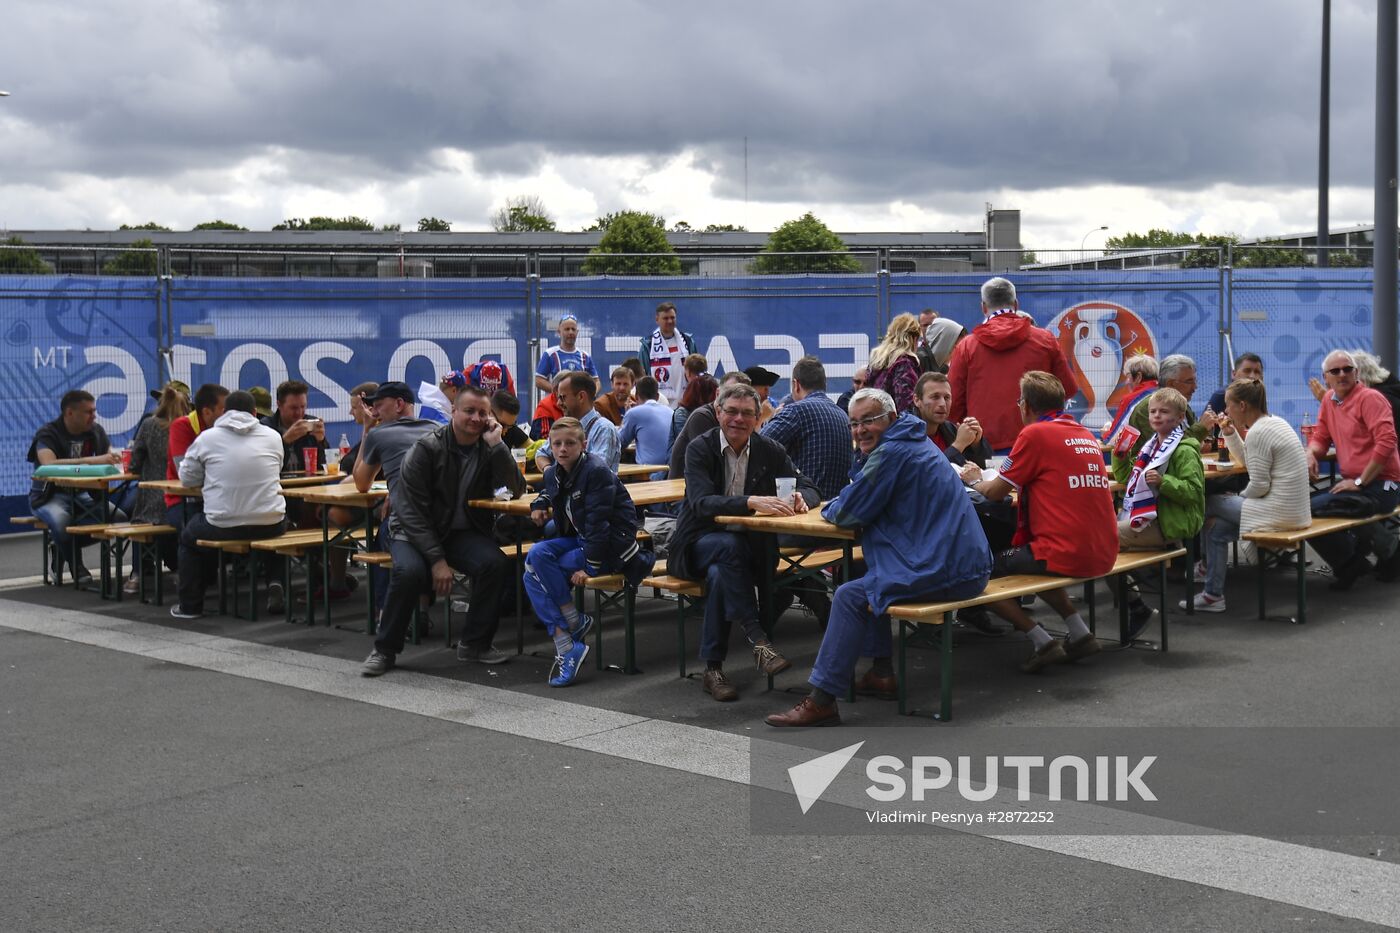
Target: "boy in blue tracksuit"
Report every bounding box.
[766,391,992,727]
[524,417,656,687]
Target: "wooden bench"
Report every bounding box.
[886,547,1187,722]
[67,522,150,597]
[9,516,53,584]
[1242,507,1400,624]
[103,524,177,605]
[249,528,367,625]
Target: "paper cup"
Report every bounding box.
[512,449,528,473]
[303,447,318,475]
[120,448,132,472]
[775,476,797,501]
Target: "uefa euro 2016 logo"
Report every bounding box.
[1049,302,1157,430]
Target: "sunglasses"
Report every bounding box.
[1326,365,1355,376]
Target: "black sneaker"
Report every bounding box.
[458,643,510,665]
[169,605,201,621]
[1126,599,1154,641]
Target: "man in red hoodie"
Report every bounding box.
[948,277,1079,452]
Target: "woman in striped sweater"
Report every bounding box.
[1185,379,1311,612]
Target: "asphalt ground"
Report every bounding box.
[3,529,1399,931]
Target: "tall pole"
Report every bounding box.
[1376,0,1398,372]
[1319,0,1331,267]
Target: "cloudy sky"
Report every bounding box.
[0,0,1389,247]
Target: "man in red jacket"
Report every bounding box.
[948,277,1080,452]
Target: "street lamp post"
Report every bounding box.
[1081,225,1109,251]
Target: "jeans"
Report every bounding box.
[522,535,589,634]
[809,574,987,697]
[690,531,765,664]
[1203,494,1244,597]
[1309,481,1400,570]
[177,513,287,612]
[377,529,505,656]
[34,490,124,561]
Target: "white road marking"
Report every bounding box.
[3,599,1397,929]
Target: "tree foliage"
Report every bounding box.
[102,238,158,276]
[581,211,681,275]
[584,210,665,233]
[192,220,248,231]
[703,223,747,232]
[418,216,452,232]
[119,222,172,231]
[273,216,376,231]
[751,212,862,274]
[492,196,556,232]
[1104,229,1308,268]
[0,236,53,273]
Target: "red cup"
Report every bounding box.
[120,448,132,473]
[303,447,319,475]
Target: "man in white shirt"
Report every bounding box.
[170,390,287,620]
[639,301,697,405]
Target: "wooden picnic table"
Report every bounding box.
[522,462,667,484]
[40,471,138,492]
[469,478,686,515]
[37,472,139,595]
[139,474,342,498]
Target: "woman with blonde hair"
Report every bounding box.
[866,313,922,413]
[125,382,192,592]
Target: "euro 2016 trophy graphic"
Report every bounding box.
[1049,302,1157,429]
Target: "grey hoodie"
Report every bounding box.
[178,410,287,527]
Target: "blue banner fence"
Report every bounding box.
[0,264,1389,529]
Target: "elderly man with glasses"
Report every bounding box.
[668,382,820,703]
[1305,349,1400,588]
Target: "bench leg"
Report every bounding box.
[40,528,50,585]
[937,611,954,722]
[896,620,908,716]
[1183,537,1196,617]
[623,585,639,675]
[1296,544,1308,625]
[515,542,526,656]
[676,595,688,679]
[1158,557,1169,653]
[1257,551,1268,619]
[1117,574,1129,645]
[1084,581,1096,634]
[217,551,229,615]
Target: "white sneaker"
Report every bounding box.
[1179,591,1226,613]
[1192,561,1207,584]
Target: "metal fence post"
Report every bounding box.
[1220,245,1234,386]
[527,252,542,410]
[875,248,891,335]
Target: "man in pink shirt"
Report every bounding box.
[1306,349,1400,587]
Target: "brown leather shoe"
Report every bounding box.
[752,642,792,675]
[702,668,738,702]
[853,668,897,700]
[1020,639,1067,674]
[1063,633,1102,662]
[765,696,841,727]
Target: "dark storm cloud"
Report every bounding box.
[0,0,1382,203]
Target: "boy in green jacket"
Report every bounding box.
[1111,387,1205,637]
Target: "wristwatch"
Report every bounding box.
[1353,478,1364,488]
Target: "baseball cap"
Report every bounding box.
[439,369,467,389]
[364,381,416,404]
[743,366,780,388]
[150,379,191,401]
[248,386,273,417]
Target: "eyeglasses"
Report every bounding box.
[848,413,891,429]
[719,407,757,419]
[1326,365,1355,376]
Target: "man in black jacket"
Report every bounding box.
[670,383,821,702]
[362,386,525,675]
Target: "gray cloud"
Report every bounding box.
[0,0,1383,213]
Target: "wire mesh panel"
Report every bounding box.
[535,264,881,404]
[1229,264,1384,429]
[0,274,161,523]
[167,276,530,442]
[890,255,1223,430]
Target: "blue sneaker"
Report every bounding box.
[570,613,594,643]
[548,640,590,687]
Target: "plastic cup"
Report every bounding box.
[303,447,318,475]
[325,461,340,476]
[775,476,797,501]
[512,448,528,473]
[120,448,132,473]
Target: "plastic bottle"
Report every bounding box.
[338,433,351,458]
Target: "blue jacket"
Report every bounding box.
[822,411,992,614]
[531,452,641,575]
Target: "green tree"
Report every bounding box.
[584,210,665,232]
[0,236,54,273]
[379,223,401,232]
[119,222,172,231]
[751,212,862,274]
[192,220,248,231]
[1103,229,1197,250]
[273,216,376,231]
[671,220,692,232]
[1021,251,1039,265]
[492,196,556,232]
[102,238,158,276]
[581,211,681,275]
[703,223,747,232]
[418,216,452,232]
[1326,251,1368,267]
